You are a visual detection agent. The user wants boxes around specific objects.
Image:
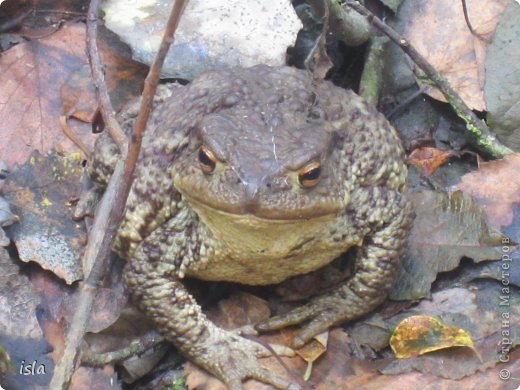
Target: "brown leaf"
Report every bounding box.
[280,328,328,364]
[401,0,509,110]
[86,288,127,334]
[0,23,97,166]
[60,65,99,123]
[206,291,271,330]
[69,365,118,390]
[60,30,147,124]
[455,153,520,228]
[29,266,73,364]
[408,147,456,175]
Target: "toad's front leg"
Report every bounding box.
[257,187,413,348]
[123,248,298,390]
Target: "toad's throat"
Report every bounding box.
[186,192,338,246]
[181,194,356,285]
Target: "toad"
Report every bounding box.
[86,65,413,388]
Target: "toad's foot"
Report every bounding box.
[256,288,381,348]
[190,329,299,390]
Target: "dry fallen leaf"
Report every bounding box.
[281,328,328,381]
[408,147,456,175]
[400,0,509,110]
[60,31,147,125]
[0,23,96,166]
[3,152,86,284]
[455,153,520,228]
[391,190,504,300]
[390,315,478,359]
[0,20,146,166]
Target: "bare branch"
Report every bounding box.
[81,331,165,366]
[49,1,188,388]
[86,0,126,149]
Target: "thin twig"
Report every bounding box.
[346,1,513,158]
[326,0,370,46]
[461,0,489,42]
[36,9,87,16]
[0,9,32,33]
[22,20,65,40]
[85,1,126,149]
[59,115,91,158]
[48,1,187,389]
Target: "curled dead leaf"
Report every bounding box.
[281,327,328,381]
[390,315,479,359]
[408,147,456,175]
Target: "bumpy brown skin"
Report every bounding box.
[88,65,413,389]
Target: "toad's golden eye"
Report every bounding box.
[298,162,321,188]
[198,145,217,174]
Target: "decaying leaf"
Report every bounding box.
[280,328,328,381]
[353,284,519,381]
[408,147,456,175]
[399,0,509,110]
[455,147,520,229]
[3,152,86,284]
[206,291,272,330]
[0,23,97,166]
[60,30,147,125]
[391,190,505,300]
[69,365,117,390]
[390,315,478,359]
[295,331,328,363]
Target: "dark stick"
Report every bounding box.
[81,332,166,366]
[86,0,126,148]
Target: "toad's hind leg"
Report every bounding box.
[123,231,298,390]
[257,187,413,348]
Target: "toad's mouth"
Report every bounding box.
[180,191,342,222]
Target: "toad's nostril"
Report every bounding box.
[244,183,259,201]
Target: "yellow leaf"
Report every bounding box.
[390,315,479,359]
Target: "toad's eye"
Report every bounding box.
[298,162,321,188]
[198,145,217,174]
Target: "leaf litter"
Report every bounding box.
[0,1,519,389]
